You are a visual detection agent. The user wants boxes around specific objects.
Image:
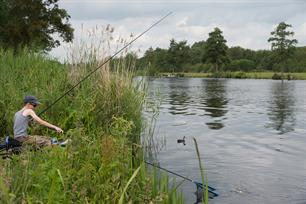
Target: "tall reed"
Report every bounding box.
[193,138,209,204]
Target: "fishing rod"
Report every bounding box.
[144,161,218,198]
[38,12,172,117]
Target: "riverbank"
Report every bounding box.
[0,49,184,203]
[159,72,306,80]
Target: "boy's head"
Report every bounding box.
[24,95,40,108]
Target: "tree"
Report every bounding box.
[167,39,190,72]
[154,48,169,72]
[268,22,298,73]
[255,50,274,70]
[205,27,229,72]
[0,0,74,53]
[227,59,255,72]
[0,1,9,27]
[138,47,169,74]
[228,46,256,61]
[189,40,206,64]
[227,46,245,61]
[143,47,155,66]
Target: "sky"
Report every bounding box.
[49,0,306,61]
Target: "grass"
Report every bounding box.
[193,138,208,204]
[159,71,306,80]
[119,164,142,204]
[0,25,184,203]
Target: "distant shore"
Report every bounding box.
[157,72,306,80]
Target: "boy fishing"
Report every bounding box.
[14,95,68,147]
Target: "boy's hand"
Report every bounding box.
[54,127,64,133]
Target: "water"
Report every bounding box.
[145,78,306,204]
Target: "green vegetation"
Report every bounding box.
[205,27,229,72]
[268,22,298,66]
[0,48,184,203]
[0,0,73,53]
[268,22,298,78]
[136,23,306,78]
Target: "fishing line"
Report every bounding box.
[144,160,218,198]
[38,12,172,116]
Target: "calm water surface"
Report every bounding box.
[145,78,306,204]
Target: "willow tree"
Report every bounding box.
[0,0,74,53]
[268,22,298,73]
[205,27,229,72]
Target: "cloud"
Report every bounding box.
[50,0,306,61]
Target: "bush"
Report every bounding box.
[188,63,212,72]
[272,73,282,80]
[234,71,247,79]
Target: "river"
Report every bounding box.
[144,78,306,204]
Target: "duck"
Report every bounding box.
[177,136,186,145]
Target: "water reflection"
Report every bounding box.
[168,79,190,115]
[200,79,228,129]
[266,82,296,134]
[145,78,306,204]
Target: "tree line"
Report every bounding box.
[136,22,306,75]
[0,1,304,75]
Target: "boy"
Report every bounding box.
[14,95,65,147]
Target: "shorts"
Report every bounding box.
[15,135,52,147]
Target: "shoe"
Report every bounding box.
[51,138,58,145]
[59,139,72,146]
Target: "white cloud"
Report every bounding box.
[295,22,306,45]
[50,0,306,61]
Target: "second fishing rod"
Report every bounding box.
[144,160,218,198]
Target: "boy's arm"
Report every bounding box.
[26,109,63,133]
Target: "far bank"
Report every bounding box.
[154,72,306,80]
